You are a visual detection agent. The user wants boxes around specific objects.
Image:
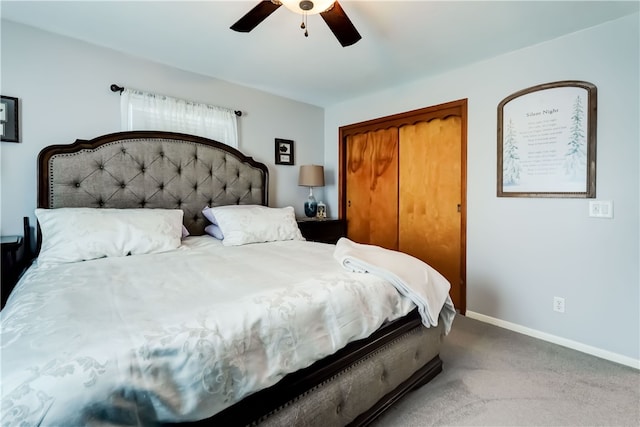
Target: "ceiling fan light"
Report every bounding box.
[279,0,335,15]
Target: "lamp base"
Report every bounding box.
[304,194,317,217]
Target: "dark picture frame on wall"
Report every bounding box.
[0,96,20,143]
[275,138,294,165]
[497,80,597,198]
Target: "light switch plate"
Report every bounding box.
[589,200,613,218]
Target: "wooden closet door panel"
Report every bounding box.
[399,117,462,304]
[346,129,399,250]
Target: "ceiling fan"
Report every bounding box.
[231,0,362,47]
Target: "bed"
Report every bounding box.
[0,131,455,427]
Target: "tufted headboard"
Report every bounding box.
[37,131,269,235]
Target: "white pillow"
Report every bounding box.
[35,208,184,266]
[202,204,257,225]
[209,205,304,246]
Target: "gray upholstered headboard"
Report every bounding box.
[38,131,269,235]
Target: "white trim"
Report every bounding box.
[465,310,640,370]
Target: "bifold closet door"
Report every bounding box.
[345,128,399,250]
[399,117,462,306]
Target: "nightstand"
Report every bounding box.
[1,217,32,308]
[297,218,346,244]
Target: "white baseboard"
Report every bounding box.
[465,310,640,370]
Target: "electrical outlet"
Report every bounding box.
[553,296,565,313]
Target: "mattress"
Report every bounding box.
[1,237,428,426]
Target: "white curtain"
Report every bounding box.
[120,89,238,148]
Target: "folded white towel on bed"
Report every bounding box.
[333,237,456,334]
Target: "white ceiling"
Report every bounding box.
[2,1,638,107]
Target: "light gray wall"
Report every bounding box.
[324,14,639,362]
[0,20,325,235]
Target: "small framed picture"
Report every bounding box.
[0,96,20,143]
[317,202,326,219]
[275,138,294,165]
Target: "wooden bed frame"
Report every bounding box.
[37,131,446,426]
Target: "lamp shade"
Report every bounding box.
[298,165,325,187]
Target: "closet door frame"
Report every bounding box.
[338,99,468,313]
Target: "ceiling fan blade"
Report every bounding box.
[230,0,281,33]
[320,1,362,47]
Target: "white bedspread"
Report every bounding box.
[0,237,425,426]
[333,238,456,334]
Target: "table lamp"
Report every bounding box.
[298,165,325,217]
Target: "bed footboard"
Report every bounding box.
[259,325,443,427]
[174,311,444,427]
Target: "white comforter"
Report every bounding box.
[0,237,439,426]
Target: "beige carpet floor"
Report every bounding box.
[374,314,640,426]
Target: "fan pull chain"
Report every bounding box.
[300,12,309,37]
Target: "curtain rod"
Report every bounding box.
[110,84,242,117]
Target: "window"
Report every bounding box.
[120,89,238,148]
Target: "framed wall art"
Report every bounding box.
[275,138,294,165]
[1,96,20,143]
[497,81,597,198]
